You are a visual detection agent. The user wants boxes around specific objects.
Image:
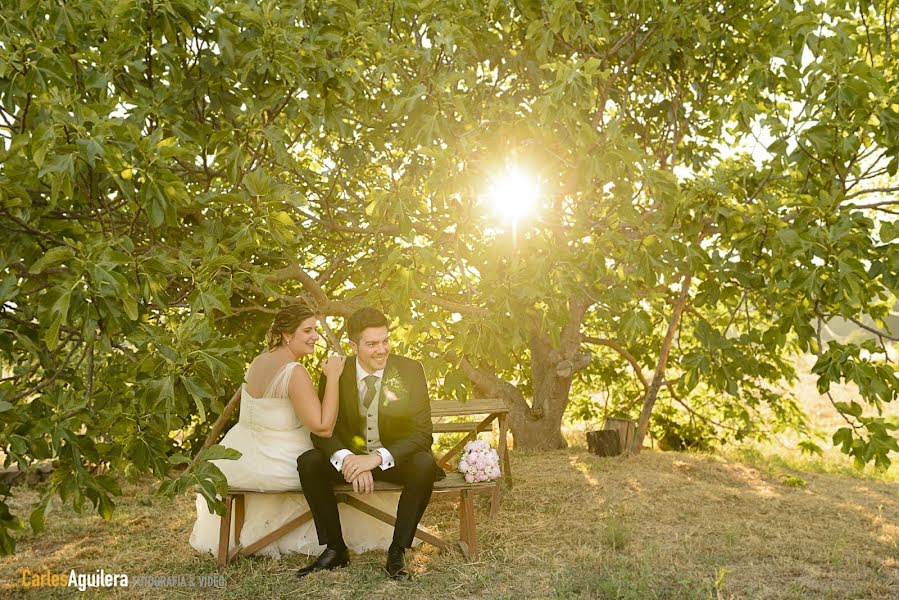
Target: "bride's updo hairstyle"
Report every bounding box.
[266,303,315,351]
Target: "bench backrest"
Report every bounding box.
[430,398,507,417]
[429,398,510,477]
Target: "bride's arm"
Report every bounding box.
[288,357,344,437]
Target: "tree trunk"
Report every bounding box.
[630,273,693,454]
[454,298,591,451]
[507,390,569,449]
[504,299,590,450]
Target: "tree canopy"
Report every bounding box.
[1,0,898,553]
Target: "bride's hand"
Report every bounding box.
[322,354,346,379]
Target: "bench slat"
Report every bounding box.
[229,472,494,495]
[432,422,480,432]
[431,398,507,417]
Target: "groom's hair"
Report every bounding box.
[347,307,389,343]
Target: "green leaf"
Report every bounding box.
[833,427,853,452]
[121,291,139,321]
[0,526,17,555]
[198,444,242,462]
[96,493,115,521]
[244,170,273,197]
[29,496,50,534]
[44,316,62,348]
[168,454,192,466]
[29,247,76,274]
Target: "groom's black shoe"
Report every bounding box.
[295,547,350,578]
[385,545,410,580]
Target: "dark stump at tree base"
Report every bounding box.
[603,418,636,451]
[586,430,621,456]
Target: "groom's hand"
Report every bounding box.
[341,453,382,482]
[351,470,374,494]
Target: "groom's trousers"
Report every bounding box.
[297,449,437,549]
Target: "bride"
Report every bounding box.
[190,303,404,557]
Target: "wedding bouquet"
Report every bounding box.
[457,439,501,483]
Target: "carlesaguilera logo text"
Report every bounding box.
[19,568,128,591]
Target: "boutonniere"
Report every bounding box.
[381,368,408,407]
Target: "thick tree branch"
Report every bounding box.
[415,292,489,316]
[552,352,592,378]
[841,200,899,211]
[273,262,487,318]
[449,352,531,414]
[270,263,361,318]
[273,264,328,304]
[227,305,280,315]
[560,296,589,354]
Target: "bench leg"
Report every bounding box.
[498,413,512,487]
[458,490,478,561]
[233,494,245,547]
[489,483,501,517]
[217,495,233,567]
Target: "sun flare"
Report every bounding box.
[485,166,540,225]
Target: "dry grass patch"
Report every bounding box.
[1,446,897,598]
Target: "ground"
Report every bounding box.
[1,443,898,599]
[2,354,898,598]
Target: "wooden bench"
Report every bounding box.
[211,397,511,566]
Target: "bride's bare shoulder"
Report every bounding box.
[245,352,271,379]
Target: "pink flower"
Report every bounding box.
[458,440,501,481]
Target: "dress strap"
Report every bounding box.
[261,361,299,399]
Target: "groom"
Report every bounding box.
[296,307,444,580]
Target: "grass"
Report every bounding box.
[2,353,898,598]
[2,445,898,599]
[601,516,629,551]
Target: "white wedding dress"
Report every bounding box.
[189,361,406,557]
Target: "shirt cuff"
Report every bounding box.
[330,449,353,471]
[374,447,395,470]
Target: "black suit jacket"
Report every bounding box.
[312,355,444,479]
